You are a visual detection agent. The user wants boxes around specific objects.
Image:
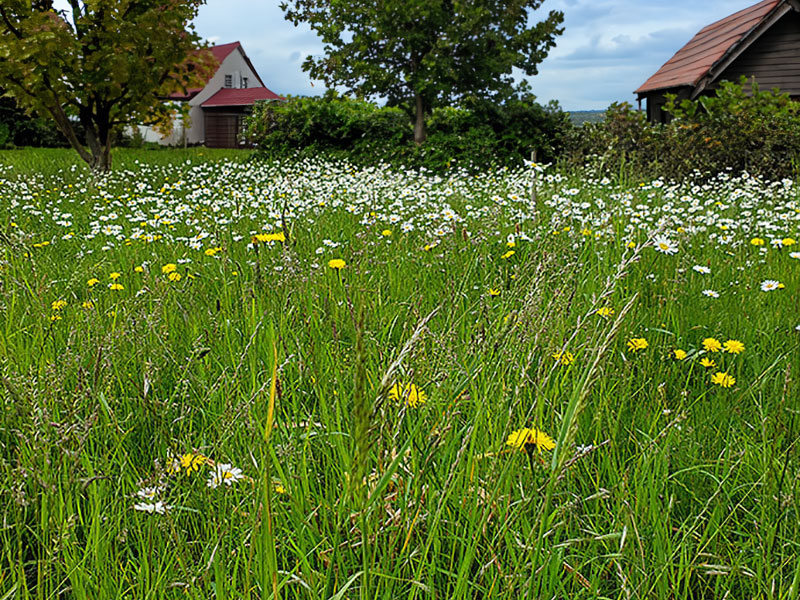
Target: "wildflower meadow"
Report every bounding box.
[1,148,798,599]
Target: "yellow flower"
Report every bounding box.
[702,337,722,353]
[175,452,209,475]
[328,258,346,270]
[109,283,124,291]
[109,272,121,280]
[782,237,796,246]
[51,300,67,311]
[388,382,426,408]
[134,265,144,273]
[673,349,687,360]
[596,307,614,319]
[700,357,716,369]
[506,240,516,248]
[254,232,286,244]
[168,271,181,282]
[82,301,94,310]
[161,263,177,274]
[627,338,648,353]
[501,250,515,260]
[50,314,61,322]
[381,229,392,237]
[505,427,556,453]
[723,339,744,354]
[488,288,501,297]
[552,351,575,366]
[711,372,736,388]
[750,238,765,246]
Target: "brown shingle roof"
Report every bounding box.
[636,0,782,94]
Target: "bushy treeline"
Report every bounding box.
[245,91,572,171]
[0,93,70,148]
[246,79,800,179]
[566,78,800,181]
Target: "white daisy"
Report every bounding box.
[790,252,800,259]
[653,236,678,255]
[693,265,711,274]
[133,501,169,514]
[760,280,783,292]
[702,289,720,298]
[207,463,244,489]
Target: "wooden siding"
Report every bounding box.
[643,87,692,124]
[204,112,244,148]
[715,11,800,94]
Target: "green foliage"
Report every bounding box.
[0,0,211,171]
[246,93,572,171]
[566,78,800,180]
[280,0,564,143]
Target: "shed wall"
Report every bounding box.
[715,10,800,94]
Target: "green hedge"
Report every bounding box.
[245,91,572,171]
[565,78,800,181]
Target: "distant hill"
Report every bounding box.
[567,110,606,125]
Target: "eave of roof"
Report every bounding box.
[636,0,783,95]
[201,87,284,107]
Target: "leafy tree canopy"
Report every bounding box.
[281,0,564,143]
[0,0,213,170]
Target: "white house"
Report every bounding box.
[137,42,282,148]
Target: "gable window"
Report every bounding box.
[242,77,248,89]
[224,74,232,88]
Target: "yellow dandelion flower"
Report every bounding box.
[168,271,181,282]
[723,339,744,354]
[109,272,121,280]
[388,382,427,408]
[109,283,124,291]
[87,278,100,287]
[596,307,614,319]
[505,427,556,453]
[161,263,177,274]
[552,351,575,366]
[700,357,716,369]
[673,349,687,360]
[702,338,722,353]
[51,300,67,311]
[711,372,736,388]
[381,229,392,237]
[328,258,346,270]
[627,338,648,353]
[501,250,515,260]
[488,288,501,297]
[750,238,765,246]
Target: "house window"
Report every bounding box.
[224,74,232,88]
[242,77,248,89]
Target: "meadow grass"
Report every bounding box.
[0,148,799,599]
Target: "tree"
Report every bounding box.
[0,1,213,171]
[281,0,564,144]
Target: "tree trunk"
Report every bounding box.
[83,116,113,172]
[414,93,427,145]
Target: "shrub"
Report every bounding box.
[565,78,800,181]
[246,92,572,172]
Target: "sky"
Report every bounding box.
[57,0,764,111]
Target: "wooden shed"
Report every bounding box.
[201,88,282,148]
[636,0,800,123]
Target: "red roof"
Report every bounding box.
[636,0,782,94]
[210,41,242,64]
[201,87,283,107]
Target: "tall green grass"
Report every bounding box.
[0,149,798,599]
